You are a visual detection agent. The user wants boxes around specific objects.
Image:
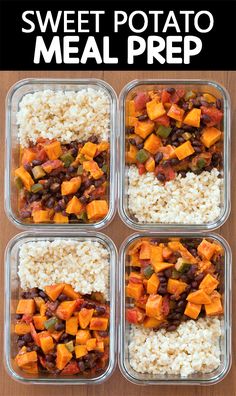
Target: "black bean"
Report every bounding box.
[67,166,75,174]
[166,88,175,94]
[169,158,179,166]
[201,114,211,124]
[159,276,166,283]
[172,141,179,147]
[129,138,137,146]
[169,294,176,301]
[178,137,185,144]
[54,204,61,213]
[158,286,167,295]
[180,293,187,300]
[191,281,198,288]
[45,197,55,208]
[138,114,148,121]
[182,102,189,111]
[62,210,68,217]
[164,268,172,278]
[60,332,69,341]
[191,99,201,108]
[29,193,40,203]
[88,135,98,144]
[94,178,103,188]
[193,146,202,153]
[172,320,181,326]
[24,164,32,173]
[71,148,78,157]
[50,183,60,193]
[175,307,184,313]
[23,333,33,343]
[82,302,96,309]
[179,171,187,178]
[20,210,32,219]
[195,273,205,282]
[191,140,201,146]
[126,126,135,134]
[54,322,65,331]
[171,133,178,142]
[166,325,177,331]
[189,248,197,257]
[157,173,166,182]
[155,152,163,165]
[45,309,53,318]
[48,301,59,311]
[15,314,22,320]
[180,275,188,283]
[45,354,55,362]
[177,300,184,308]
[200,100,210,107]
[182,315,188,321]
[216,98,222,110]
[137,143,144,150]
[32,159,43,166]
[58,293,67,302]
[185,285,191,293]
[79,195,88,204]
[17,339,26,348]
[39,290,47,299]
[78,361,85,371]
[95,306,106,316]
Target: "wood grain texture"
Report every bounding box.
[0,70,235,396]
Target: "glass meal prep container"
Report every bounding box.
[119,80,231,231]
[4,231,117,385]
[119,233,232,385]
[5,78,117,230]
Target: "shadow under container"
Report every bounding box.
[4,231,117,385]
[119,80,231,231]
[119,233,232,385]
[5,78,117,230]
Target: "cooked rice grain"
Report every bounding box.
[16,88,110,147]
[18,239,110,298]
[128,166,222,224]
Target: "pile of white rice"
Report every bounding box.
[18,239,109,298]
[129,317,222,377]
[128,166,222,224]
[16,88,110,147]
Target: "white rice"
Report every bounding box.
[16,88,110,147]
[128,166,222,224]
[18,239,110,299]
[129,317,222,377]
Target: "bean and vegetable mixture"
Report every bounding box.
[126,238,224,376]
[126,88,224,224]
[14,89,110,224]
[14,285,109,376]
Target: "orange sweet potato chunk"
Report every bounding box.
[66,196,84,214]
[145,294,163,320]
[61,177,81,196]
[15,166,34,191]
[147,273,160,295]
[16,299,35,315]
[86,338,97,351]
[78,308,94,329]
[151,262,174,273]
[184,302,202,319]
[21,148,37,165]
[183,108,201,127]
[126,283,144,300]
[167,279,188,296]
[135,119,155,139]
[63,284,80,300]
[44,141,63,160]
[76,330,91,345]
[14,322,31,335]
[199,274,219,295]
[89,317,108,331]
[139,241,151,260]
[45,283,65,301]
[33,315,47,331]
[40,334,54,354]
[56,344,72,370]
[32,210,51,223]
[197,239,216,260]
[187,289,211,305]
[66,316,78,335]
[75,345,88,359]
[86,200,108,221]
[56,300,77,320]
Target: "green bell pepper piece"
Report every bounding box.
[143,265,154,279]
[156,125,172,138]
[31,183,43,193]
[136,149,149,163]
[60,153,75,167]
[44,317,58,330]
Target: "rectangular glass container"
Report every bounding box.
[119,232,232,385]
[5,78,117,230]
[119,80,231,231]
[4,231,117,384]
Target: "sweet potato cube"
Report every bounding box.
[14,322,31,335]
[129,272,143,283]
[32,210,51,223]
[15,351,38,368]
[205,292,223,316]
[96,341,104,353]
[78,308,94,329]
[21,148,37,165]
[63,284,80,300]
[86,338,97,351]
[56,300,77,320]
[21,362,38,374]
[44,141,62,160]
[139,241,151,260]
[45,283,65,301]
[167,104,185,122]
[75,345,88,359]
[183,108,201,127]
[33,315,47,330]
[51,330,63,342]
[86,200,108,221]
[162,247,173,260]
[184,302,202,319]
[16,299,35,315]
[40,334,54,354]
[187,289,211,305]
[167,279,188,296]
[146,100,166,121]
[61,177,81,196]
[56,344,72,370]
[126,283,144,300]
[147,273,160,295]
[83,160,104,179]
[15,166,34,191]
[174,141,195,161]
[150,245,163,265]
[66,196,83,215]
[93,330,109,346]
[81,142,98,159]
[53,212,69,223]
[128,116,138,127]
[199,274,219,295]
[146,294,163,319]
[126,144,138,163]
[135,120,155,139]
[201,127,222,148]
[202,93,216,103]
[151,262,174,273]
[143,317,163,328]
[144,133,162,155]
[66,316,78,335]
[197,239,216,260]
[40,303,47,317]
[89,317,108,331]
[145,156,155,172]
[76,329,91,345]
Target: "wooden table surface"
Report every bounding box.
[0,70,235,396]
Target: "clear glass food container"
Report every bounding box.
[119,80,231,231]
[119,233,232,385]
[4,231,117,385]
[5,78,117,230]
